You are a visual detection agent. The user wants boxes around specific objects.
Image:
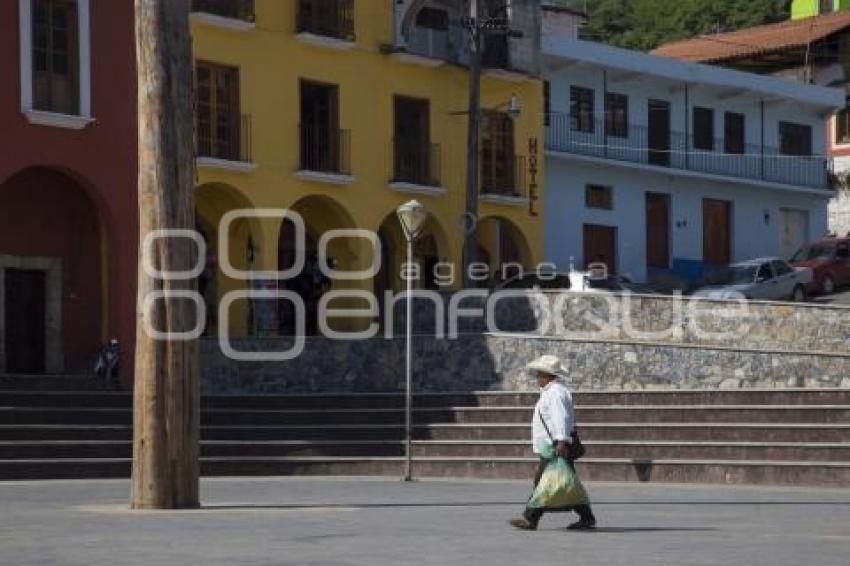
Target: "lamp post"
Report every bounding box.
[397,199,429,482]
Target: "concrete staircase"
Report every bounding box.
[1,374,849,486]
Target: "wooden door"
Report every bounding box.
[583,224,617,275]
[300,81,339,172]
[703,199,732,266]
[4,269,47,374]
[646,193,670,269]
[648,100,671,167]
[394,96,430,184]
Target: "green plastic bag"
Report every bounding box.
[526,453,590,512]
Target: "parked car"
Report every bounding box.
[692,258,812,302]
[790,237,850,295]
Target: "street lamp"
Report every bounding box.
[396,199,428,482]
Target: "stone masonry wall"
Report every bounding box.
[202,293,850,393]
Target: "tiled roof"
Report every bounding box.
[651,11,850,63]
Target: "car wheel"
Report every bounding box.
[792,285,807,302]
[823,276,836,295]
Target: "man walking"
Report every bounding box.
[510,355,597,531]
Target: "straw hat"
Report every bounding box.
[526,355,568,378]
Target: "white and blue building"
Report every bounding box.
[542,38,844,283]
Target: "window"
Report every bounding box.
[191,0,254,21]
[693,107,714,151]
[605,92,628,138]
[585,184,613,210]
[836,107,850,145]
[415,7,448,30]
[724,112,745,154]
[394,96,435,186]
[570,86,594,133]
[32,0,79,115]
[756,263,773,282]
[196,62,240,161]
[300,80,345,173]
[821,0,834,14]
[481,111,516,195]
[779,122,813,156]
[771,260,793,277]
[296,0,355,41]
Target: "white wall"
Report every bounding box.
[547,65,827,155]
[545,158,830,283]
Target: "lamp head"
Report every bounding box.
[397,199,429,241]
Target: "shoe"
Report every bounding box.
[509,518,538,531]
[567,519,596,531]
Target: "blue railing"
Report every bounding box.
[545,114,832,190]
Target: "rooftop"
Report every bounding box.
[543,37,844,109]
[651,11,850,64]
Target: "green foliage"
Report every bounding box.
[580,0,792,51]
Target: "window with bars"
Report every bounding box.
[570,86,594,133]
[32,0,79,115]
[481,111,516,194]
[585,184,613,210]
[693,107,714,151]
[196,62,240,161]
[779,121,813,156]
[605,92,628,138]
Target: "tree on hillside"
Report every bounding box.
[580,0,791,50]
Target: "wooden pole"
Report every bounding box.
[131,0,200,510]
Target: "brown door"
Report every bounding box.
[648,99,671,167]
[703,199,732,266]
[4,269,47,374]
[646,193,670,269]
[583,224,617,275]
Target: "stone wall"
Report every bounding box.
[202,293,850,394]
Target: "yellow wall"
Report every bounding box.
[192,1,545,335]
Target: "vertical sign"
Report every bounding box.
[528,137,540,216]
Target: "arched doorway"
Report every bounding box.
[0,167,105,374]
[277,195,361,336]
[475,216,532,286]
[375,210,450,295]
[195,182,260,338]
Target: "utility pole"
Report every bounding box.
[462,0,482,289]
[461,1,518,288]
[132,0,200,510]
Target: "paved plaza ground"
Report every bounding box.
[1,477,848,566]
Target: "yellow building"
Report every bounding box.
[190,0,545,336]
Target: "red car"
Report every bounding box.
[790,237,850,295]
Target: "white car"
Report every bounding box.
[693,258,812,302]
[495,271,643,293]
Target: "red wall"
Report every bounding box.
[0,169,103,370]
[0,0,138,381]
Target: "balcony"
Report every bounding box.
[545,114,832,190]
[191,0,255,30]
[297,125,352,184]
[391,140,442,193]
[481,155,527,203]
[197,114,254,173]
[296,0,355,46]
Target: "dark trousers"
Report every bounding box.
[524,458,595,525]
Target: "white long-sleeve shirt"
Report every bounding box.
[531,380,575,455]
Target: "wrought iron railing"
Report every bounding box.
[545,113,832,190]
[191,0,255,22]
[392,140,441,187]
[299,124,351,175]
[481,155,527,198]
[296,0,355,41]
[197,113,252,163]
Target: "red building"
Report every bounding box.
[0,0,137,379]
